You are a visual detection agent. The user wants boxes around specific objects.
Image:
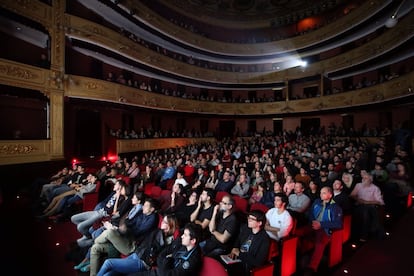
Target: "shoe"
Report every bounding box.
[80,264,90,272]
[73,261,90,270]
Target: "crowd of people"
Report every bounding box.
[31,130,412,275]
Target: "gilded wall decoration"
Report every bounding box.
[0,144,38,155]
[0,64,38,80]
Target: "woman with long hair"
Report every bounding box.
[96,214,180,276]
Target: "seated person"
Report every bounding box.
[74,191,144,272]
[287,181,311,227]
[350,170,385,241]
[265,193,293,241]
[332,179,352,215]
[304,186,343,275]
[39,173,97,218]
[71,180,126,245]
[159,183,185,214]
[249,182,266,205]
[175,190,199,227]
[201,194,239,257]
[89,198,159,275]
[95,214,179,275]
[215,171,234,193]
[127,222,203,276]
[260,181,283,208]
[230,174,250,198]
[223,210,270,276]
[190,188,215,240]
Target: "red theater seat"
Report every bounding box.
[200,256,228,276]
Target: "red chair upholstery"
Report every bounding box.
[279,235,299,276]
[250,202,269,213]
[144,182,155,197]
[215,191,229,204]
[407,191,413,208]
[328,228,343,268]
[199,256,228,276]
[151,186,162,199]
[251,236,298,276]
[122,176,131,186]
[82,180,101,211]
[233,195,248,214]
[342,214,352,244]
[166,178,175,190]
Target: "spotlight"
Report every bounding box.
[299,60,307,67]
[385,17,397,28]
[344,269,349,274]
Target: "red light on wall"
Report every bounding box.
[101,156,107,161]
[72,158,77,164]
[107,155,118,162]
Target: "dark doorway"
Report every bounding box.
[177,118,186,134]
[301,118,320,136]
[200,119,209,134]
[122,113,134,131]
[247,120,256,136]
[219,120,235,139]
[342,114,354,134]
[273,119,283,136]
[75,109,102,158]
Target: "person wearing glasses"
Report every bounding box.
[127,222,203,276]
[200,194,239,257]
[225,210,270,276]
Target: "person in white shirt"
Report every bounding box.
[174,171,189,188]
[265,193,294,241]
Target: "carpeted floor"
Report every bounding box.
[1,189,413,276]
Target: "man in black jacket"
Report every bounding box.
[127,222,203,276]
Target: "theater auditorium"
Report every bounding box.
[0,0,413,275]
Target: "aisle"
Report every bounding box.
[332,206,414,276]
[0,192,78,276]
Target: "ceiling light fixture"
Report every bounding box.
[385,0,405,28]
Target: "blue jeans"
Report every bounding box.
[71,210,104,237]
[97,253,147,276]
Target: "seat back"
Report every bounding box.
[199,256,228,276]
[82,180,101,211]
[279,235,298,276]
[342,214,352,244]
[233,195,248,214]
[215,191,229,204]
[144,182,155,197]
[407,191,413,208]
[328,228,343,267]
[151,186,162,199]
[250,202,269,213]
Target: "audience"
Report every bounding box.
[28,129,413,275]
